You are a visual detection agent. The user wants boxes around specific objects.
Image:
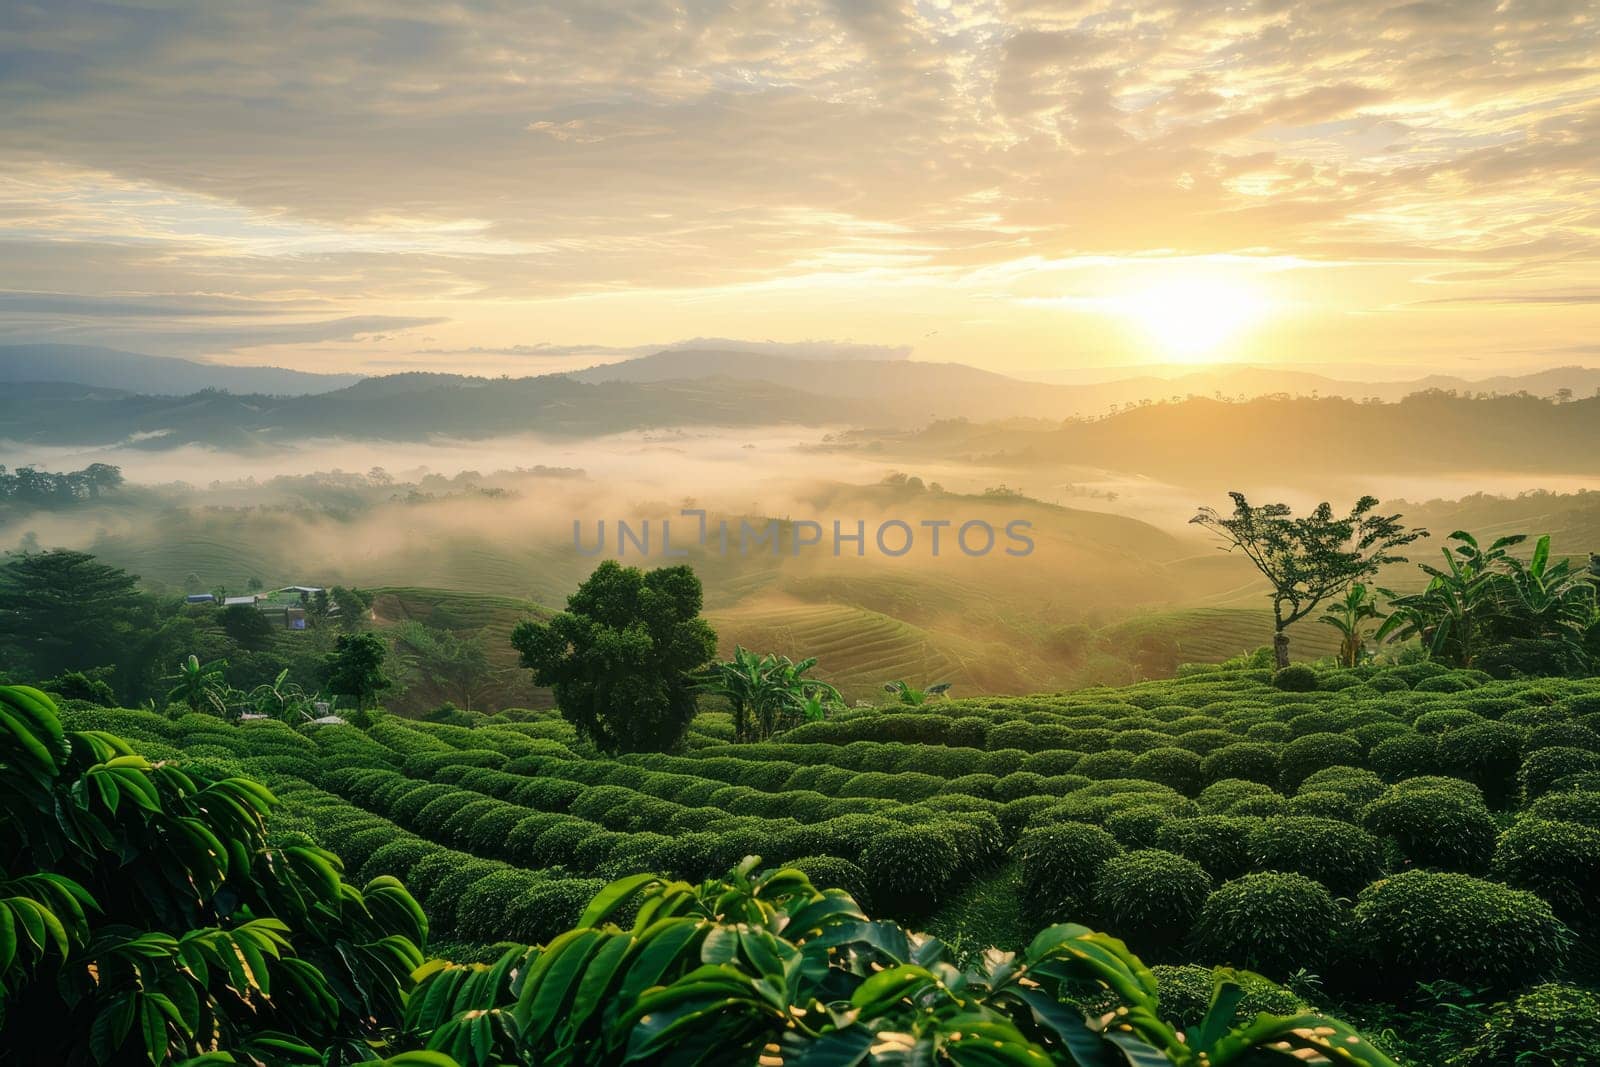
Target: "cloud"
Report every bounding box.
[0,0,1596,373]
[416,337,914,361]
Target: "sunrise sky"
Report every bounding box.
[3,0,1597,380]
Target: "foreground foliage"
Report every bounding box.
[0,683,427,1064]
[401,857,1401,1067]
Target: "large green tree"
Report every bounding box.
[392,621,492,712]
[323,632,392,712]
[511,560,717,754]
[0,549,152,685]
[1192,494,1425,669]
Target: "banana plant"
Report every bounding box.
[1377,531,1522,665]
[1318,584,1386,667]
[164,654,232,719]
[696,647,843,742]
[883,679,953,707]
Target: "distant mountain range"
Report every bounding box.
[0,344,363,396]
[4,342,1599,452]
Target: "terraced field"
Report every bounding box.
[1102,607,1344,663]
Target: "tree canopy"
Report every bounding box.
[1192,493,1426,667]
[511,560,717,754]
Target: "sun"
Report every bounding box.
[1116,276,1269,363]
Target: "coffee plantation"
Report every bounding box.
[9,654,1600,1064]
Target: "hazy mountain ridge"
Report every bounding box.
[0,344,364,396]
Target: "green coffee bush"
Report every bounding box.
[1129,747,1203,796]
[1525,790,1600,828]
[1287,710,1345,737]
[1074,749,1139,780]
[1103,807,1172,850]
[454,869,544,941]
[1093,849,1211,959]
[1368,732,1438,782]
[1149,965,1301,1028]
[1525,721,1600,753]
[1278,732,1364,792]
[1225,794,1289,818]
[1519,746,1600,802]
[1271,665,1318,692]
[786,855,874,911]
[1437,721,1527,807]
[1284,790,1359,821]
[1197,778,1280,814]
[1201,743,1280,787]
[506,878,606,945]
[1246,816,1381,897]
[1297,766,1385,806]
[1015,822,1122,922]
[1453,984,1600,1067]
[1155,817,1255,883]
[859,825,960,915]
[1361,786,1497,873]
[1173,729,1235,756]
[358,837,435,883]
[1490,817,1600,924]
[1191,872,1342,977]
[1412,708,1482,735]
[1350,871,1568,991]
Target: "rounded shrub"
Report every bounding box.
[1103,807,1172,850]
[1361,786,1497,873]
[1283,790,1358,821]
[1174,729,1235,756]
[1201,743,1281,787]
[1387,774,1485,803]
[1491,817,1600,924]
[1191,872,1342,978]
[506,878,605,945]
[1150,965,1301,1028]
[1225,794,1288,818]
[1129,748,1203,797]
[1297,766,1385,806]
[1525,721,1600,754]
[859,826,960,915]
[1454,984,1600,1067]
[1368,733,1438,782]
[1437,721,1527,807]
[786,856,874,910]
[358,837,434,883]
[1525,789,1600,829]
[1519,746,1600,802]
[1350,871,1568,991]
[1019,750,1084,777]
[1197,778,1280,814]
[1271,665,1318,692]
[1155,816,1254,882]
[1246,816,1381,898]
[1412,708,1483,735]
[1287,710,1345,738]
[1074,749,1139,781]
[1015,822,1122,922]
[454,870,542,941]
[1094,850,1212,959]
[1244,722,1292,744]
[1278,732,1364,793]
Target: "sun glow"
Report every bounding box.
[1117,276,1270,362]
